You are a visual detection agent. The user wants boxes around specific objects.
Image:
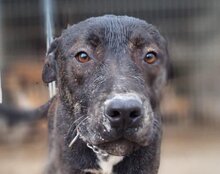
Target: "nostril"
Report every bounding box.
[130,110,141,119]
[108,110,121,118]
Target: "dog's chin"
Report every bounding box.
[96,139,140,156]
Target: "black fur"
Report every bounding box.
[45,15,170,174]
[0,15,170,174]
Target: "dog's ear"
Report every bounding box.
[42,38,59,83]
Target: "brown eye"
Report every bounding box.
[144,52,158,64]
[75,52,91,63]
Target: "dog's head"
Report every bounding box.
[42,15,170,156]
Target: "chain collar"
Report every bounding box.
[87,143,109,157]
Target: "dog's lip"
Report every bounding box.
[79,132,140,156]
[98,137,132,145]
[78,128,144,146]
[96,138,140,156]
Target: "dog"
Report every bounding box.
[0,15,170,174]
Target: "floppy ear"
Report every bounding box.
[42,38,59,83]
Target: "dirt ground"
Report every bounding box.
[0,124,220,174]
[159,125,220,174]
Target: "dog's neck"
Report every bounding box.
[82,136,125,174]
[84,154,124,174]
[97,155,124,174]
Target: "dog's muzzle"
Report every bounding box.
[70,93,153,156]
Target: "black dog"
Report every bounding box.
[1,15,170,174]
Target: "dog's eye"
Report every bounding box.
[144,52,158,64]
[75,52,91,63]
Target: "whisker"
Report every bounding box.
[68,131,79,147]
[68,116,90,148]
[72,115,86,125]
[74,116,90,131]
[66,115,85,137]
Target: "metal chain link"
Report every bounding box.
[87,143,109,157]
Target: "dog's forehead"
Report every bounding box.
[61,15,164,49]
[65,15,149,35]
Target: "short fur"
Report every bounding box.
[1,15,170,174]
[42,15,170,174]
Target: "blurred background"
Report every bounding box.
[0,0,220,174]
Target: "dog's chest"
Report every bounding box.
[84,155,124,174]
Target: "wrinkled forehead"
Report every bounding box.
[60,16,165,51]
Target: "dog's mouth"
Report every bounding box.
[86,138,140,156]
[92,138,140,156]
[68,129,140,156]
[76,130,140,156]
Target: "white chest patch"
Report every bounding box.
[97,155,124,174]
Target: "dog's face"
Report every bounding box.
[43,15,169,156]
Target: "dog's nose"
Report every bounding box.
[105,95,143,128]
